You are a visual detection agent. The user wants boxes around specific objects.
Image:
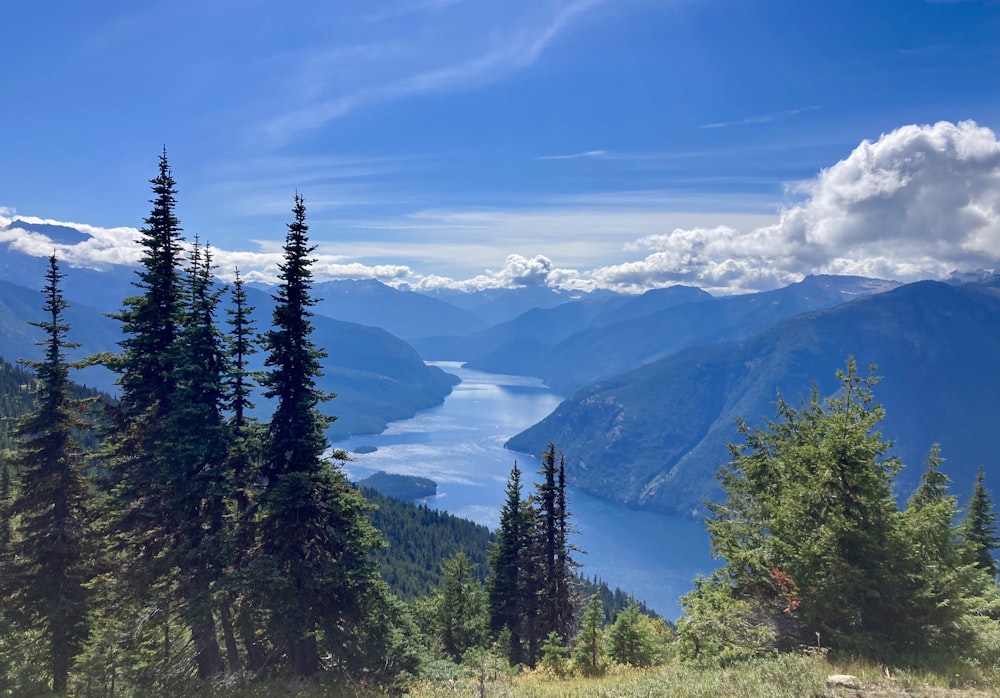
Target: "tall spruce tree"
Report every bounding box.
[104,148,185,586]
[222,267,264,671]
[5,255,95,692]
[166,237,230,677]
[224,267,259,491]
[962,465,999,578]
[488,462,527,664]
[114,147,184,414]
[257,193,380,676]
[103,152,230,679]
[538,445,577,643]
[896,447,986,657]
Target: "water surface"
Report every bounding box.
[336,361,716,616]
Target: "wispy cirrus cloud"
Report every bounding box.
[258,0,609,144]
[700,105,821,129]
[537,149,607,161]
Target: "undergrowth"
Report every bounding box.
[405,653,1000,698]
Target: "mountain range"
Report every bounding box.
[2,223,998,520]
[507,279,1000,516]
[416,275,898,393]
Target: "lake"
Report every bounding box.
[334,361,716,617]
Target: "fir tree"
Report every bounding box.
[166,237,230,677]
[572,594,605,676]
[114,147,184,413]
[432,551,487,661]
[103,148,186,591]
[4,255,95,692]
[909,444,950,509]
[488,462,527,664]
[962,465,999,578]
[256,193,381,676]
[606,600,667,668]
[706,359,905,652]
[222,267,264,671]
[102,153,230,680]
[896,447,986,658]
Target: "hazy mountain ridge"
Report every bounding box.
[310,279,488,340]
[537,274,900,392]
[419,275,898,392]
[507,280,1000,516]
[0,272,458,440]
[0,279,120,392]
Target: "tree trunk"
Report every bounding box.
[219,602,243,673]
[238,608,266,672]
[292,632,319,676]
[193,610,225,679]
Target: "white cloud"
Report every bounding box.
[411,254,580,292]
[0,215,144,269]
[582,120,1000,293]
[259,0,608,143]
[5,121,1000,296]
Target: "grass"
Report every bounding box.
[404,654,1000,698]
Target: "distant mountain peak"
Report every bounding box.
[6,219,89,245]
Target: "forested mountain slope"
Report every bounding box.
[0,280,120,392]
[242,286,458,438]
[0,277,458,439]
[538,275,898,393]
[508,280,1000,515]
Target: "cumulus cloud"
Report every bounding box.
[584,120,1000,293]
[586,226,800,294]
[411,254,580,292]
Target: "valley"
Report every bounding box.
[335,362,715,617]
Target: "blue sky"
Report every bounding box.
[2,0,1000,293]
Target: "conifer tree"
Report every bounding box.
[518,499,544,666]
[104,148,186,588]
[572,594,605,676]
[488,462,527,664]
[103,153,229,679]
[257,193,380,676]
[224,267,259,486]
[5,255,95,692]
[962,465,999,578]
[222,267,264,671]
[551,449,577,640]
[433,551,487,661]
[706,359,905,651]
[606,600,666,667]
[893,447,988,656]
[114,147,184,414]
[537,444,559,627]
[166,237,229,677]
